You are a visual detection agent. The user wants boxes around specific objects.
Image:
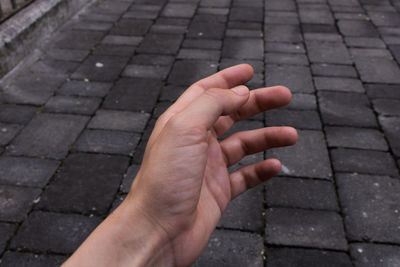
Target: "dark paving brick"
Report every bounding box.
[0,251,66,267]
[266,247,352,267]
[159,85,186,102]
[369,11,400,26]
[337,173,400,242]
[74,130,140,156]
[88,109,150,132]
[265,25,302,42]
[390,44,400,63]
[110,19,152,36]
[91,44,135,57]
[326,126,388,151]
[306,41,352,64]
[265,0,296,11]
[162,3,196,18]
[7,114,88,160]
[177,49,221,60]
[365,84,400,99]
[285,93,317,110]
[331,149,398,176]
[103,78,162,112]
[355,57,400,84]
[304,32,343,42]
[350,48,393,59]
[338,20,379,37]
[379,116,400,157]
[0,156,58,187]
[137,33,183,54]
[265,15,299,25]
[266,177,339,211]
[38,153,129,215]
[156,17,190,26]
[230,7,263,22]
[70,21,113,32]
[331,5,363,12]
[222,38,263,60]
[187,21,226,39]
[193,229,264,267]
[265,42,305,54]
[382,35,400,45]
[311,64,357,78]
[122,64,170,79]
[0,223,16,253]
[302,24,337,34]
[53,31,104,50]
[373,99,400,116]
[226,29,263,38]
[45,48,90,62]
[130,54,174,66]
[168,60,218,86]
[318,92,377,127]
[102,35,142,46]
[350,243,400,267]
[44,95,101,115]
[314,77,364,93]
[10,211,101,254]
[198,7,229,16]
[150,24,187,34]
[182,39,222,50]
[265,53,308,65]
[345,36,386,48]
[121,164,140,193]
[0,123,22,146]
[267,130,332,179]
[222,119,264,138]
[0,185,41,222]
[299,8,334,25]
[265,109,322,130]
[218,186,263,232]
[0,104,36,124]
[334,12,369,21]
[153,101,170,118]
[30,59,79,74]
[90,0,130,15]
[79,12,120,23]
[71,55,129,82]
[57,81,112,97]
[265,65,314,93]
[265,208,347,250]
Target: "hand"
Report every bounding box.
[63,64,298,267]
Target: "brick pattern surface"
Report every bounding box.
[0,0,399,265]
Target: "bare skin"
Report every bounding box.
[63,64,298,267]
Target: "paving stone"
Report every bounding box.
[72,55,129,82]
[382,35,400,45]
[7,114,88,159]
[318,92,377,127]
[153,101,171,118]
[57,81,112,97]
[304,32,343,42]
[266,247,352,267]
[267,130,332,179]
[0,251,66,267]
[10,211,101,253]
[265,109,322,130]
[373,99,400,116]
[265,42,305,54]
[378,26,400,36]
[265,65,314,93]
[177,49,221,60]
[222,38,263,60]
[265,15,299,25]
[345,37,386,48]
[92,44,136,57]
[102,35,142,46]
[306,41,352,64]
[110,19,152,36]
[265,53,308,65]
[182,39,222,50]
[121,164,140,193]
[29,59,79,74]
[220,59,263,73]
[168,60,218,86]
[331,149,398,176]
[265,0,296,10]
[365,84,400,99]
[88,110,150,132]
[0,157,59,187]
[156,17,191,26]
[299,8,334,24]
[369,11,400,26]
[337,173,400,242]
[265,25,302,42]
[222,120,264,139]
[230,7,263,22]
[44,95,101,115]
[331,5,363,12]
[0,104,36,124]
[79,12,120,23]
[355,57,400,84]
[197,7,229,16]
[74,130,140,156]
[266,177,339,211]
[0,223,16,254]
[137,33,183,54]
[193,229,264,267]
[390,44,400,63]
[226,29,263,38]
[265,208,347,250]
[90,0,130,14]
[70,21,113,32]
[285,93,317,110]
[0,185,41,222]
[218,186,264,232]
[0,123,22,146]
[45,48,90,62]
[314,77,364,93]
[233,0,263,7]
[350,48,393,58]
[150,24,187,34]
[334,12,368,20]
[132,119,156,164]
[338,20,379,37]
[53,31,104,50]
[122,64,170,79]
[200,0,231,7]
[379,116,400,157]
[311,64,357,78]
[326,126,388,151]
[38,153,129,215]
[123,10,159,20]
[350,243,400,267]
[187,21,226,39]
[162,3,196,18]
[104,78,162,112]
[160,85,186,101]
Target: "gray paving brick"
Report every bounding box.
[70,21,113,32]
[311,64,357,78]
[265,0,296,11]
[193,229,264,267]
[38,153,129,215]
[0,185,41,222]
[334,12,368,20]
[265,109,322,130]
[337,173,400,242]
[200,0,231,7]
[314,77,364,93]
[153,101,170,118]
[88,109,150,132]
[110,19,152,36]
[0,104,36,124]
[350,48,393,58]
[156,17,190,27]
[44,95,101,115]
[355,57,400,84]
[306,41,352,64]
[331,5,363,12]
[197,7,230,16]
[338,20,379,37]
[102,35,142,46]
[150,24,187,34]
[365,84,400,99]
[350,243,400,267]
[299,8,334,24]
[182,39,222,50]
[0,123,22,146]
[304,32,343,42]
[92,44,135,57]
[326,126,388,151]
[7,114,88,159]
[318,92,377,127]
[162,3,196,18]
[218,186,264,232]
[265,42,305,54]
[265,65,314,93]
[265,15,299,25]
[74,130,140,156]
[10,211,101,254]
[345,36,386,48]
[369,11,400,26]
[53,31,104,50]
[230,7,263,22]
[168,60,218,86]
[373,99,400,116]
[129,55,174,67]
[265,208,347,250]
[124,10,158,20]
[0,252,66,267]
[285,93,317,110]
[121,164,140,193]
[265,25,302,42]
[177,49,221,60]
[233,0,263,7]
[382,35,400,45]
[265,53,308,65]
[122,64,170,79]
[0,156,58,187]
[137,33,183,54]
[79,12,120,23]
[90,1,130,14]
[267,130,332,179]
[0,223,16,254]
[390,44,400,63]
[103,78,162,112]
[187,21,226,39]
[379,116,400,157]
[226,29,263,38]
[331,149,398,176]
[266,177,339,211]
[45,48,90,62]
[30,59,79,74]
[222,38,263,60]
[57,81,112,97]
[266,247,352,267]
[160,85,186,102]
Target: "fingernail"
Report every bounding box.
[231,86,248,96]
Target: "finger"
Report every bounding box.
[214,86,292,137]
[220,127,298,167]
[230,159,281,199]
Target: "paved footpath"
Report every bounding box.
[0,0,400,265]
